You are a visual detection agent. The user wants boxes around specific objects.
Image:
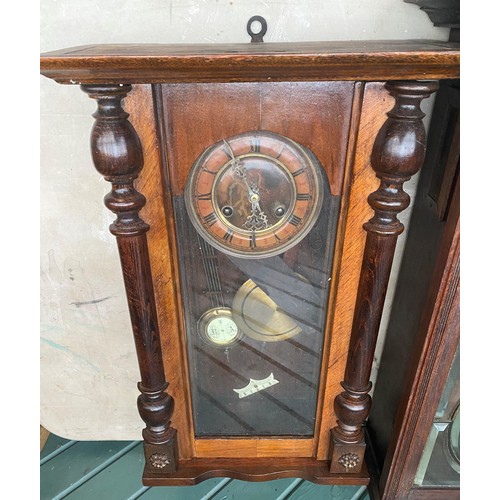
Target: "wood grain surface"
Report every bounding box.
[160,81,354,196]
[194,438,313,458]
[380,178,460,499]
[367,80,460,477]
[143,456,370,486]
[127,84,194,460]
[316,82,392,461]
[330,81,439,474]
[40,426,50,452]
[40,40,459,84]
[82,84,179,473]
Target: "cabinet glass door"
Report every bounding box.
[414,345,460,487]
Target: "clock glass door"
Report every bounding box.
[172,130,340,437]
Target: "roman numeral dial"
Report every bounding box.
[203,212,217,226]
[288,214,302,227]
[185,130,325,258]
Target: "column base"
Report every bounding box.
[143,429,179,475]
[329,429,366,474]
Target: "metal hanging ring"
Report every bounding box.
[247,16,267,43]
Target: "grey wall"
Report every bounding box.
[40,0,449,440]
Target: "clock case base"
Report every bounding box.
[142,457,370,486]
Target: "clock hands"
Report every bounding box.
[223,140,269,230]
[224,140,246,179]
[244,183,269,231]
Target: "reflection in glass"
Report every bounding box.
[173,188,339,437]
[414,346,460,487]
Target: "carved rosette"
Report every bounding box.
[149,453,171,469]
[339,453,360,470]
[81,84,178,473]
[330,81,439,473]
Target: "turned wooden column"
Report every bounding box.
[81,84,178,473]
[329,80,439,473]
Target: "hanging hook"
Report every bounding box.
[247,16,267,43]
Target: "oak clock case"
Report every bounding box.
[176,129,338,436]
[40,32,458,487]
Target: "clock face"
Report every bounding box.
[185,131,324,258]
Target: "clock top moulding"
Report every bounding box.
[40,40,459,84]
[40,37,459,487]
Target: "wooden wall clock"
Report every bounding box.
[40,21,459,487]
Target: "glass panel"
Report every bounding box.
[173,188,339,437]
[414,345,460,487]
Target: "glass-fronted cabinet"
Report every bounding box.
[414,346,460,488]
[369,181,459,499]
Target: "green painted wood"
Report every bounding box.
[64,442,146,499]
[40,440,138,500]
[351,487,370,500]
[276,479,304,499]
[355,488,371,500]
[285,482,367,500]
[40,433,74,462]
[40,439,372,500]
[135,478,233,499]
[210,478,301,500]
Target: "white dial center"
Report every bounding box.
[206,316,239,345]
